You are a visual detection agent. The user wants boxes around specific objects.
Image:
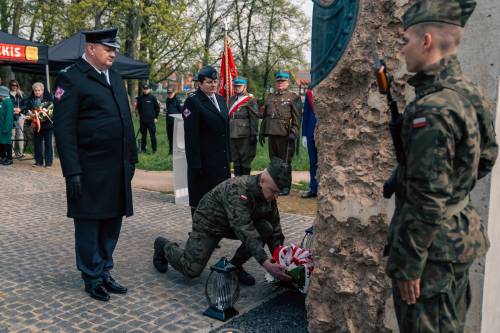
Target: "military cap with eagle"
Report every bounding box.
[403,0,476,30]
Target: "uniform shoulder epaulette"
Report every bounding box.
[187,91,196,98]
[60,64,75,73]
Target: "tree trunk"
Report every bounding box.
[262,0,275,98]
[0,0,9,33]
[306,0,410,332]
[11,0,23,35]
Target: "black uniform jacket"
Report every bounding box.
[182,90,231,207]
[166,96,182,125]
[54,58,138,219]
[136,94,160,123]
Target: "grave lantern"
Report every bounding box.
[300,226,314,251]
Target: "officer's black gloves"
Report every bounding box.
[383,168,398,199]
[288,133,296,141]
[250,136,257,145]
[66,175,82,199]
[130,164,136,179]
[259,135,266,147]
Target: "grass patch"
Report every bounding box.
[292,181,310,192]
[133,114,310,171]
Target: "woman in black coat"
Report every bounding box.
[182,66,231,215]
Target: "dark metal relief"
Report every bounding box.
[310,0,360,88]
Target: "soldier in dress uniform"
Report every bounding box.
[182,66,231,216]
[153,158,292,285]
[384,1,498,331]
[228,77,259,176]
[259,72,302,196]
[53,28,137,302]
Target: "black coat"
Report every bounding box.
[166,96,182,125]
[54,58,138,219]
[182,90,231,208]
[136,93,160,123]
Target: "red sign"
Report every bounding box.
[0,43,39,62]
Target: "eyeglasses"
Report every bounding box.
[10,84,18,87]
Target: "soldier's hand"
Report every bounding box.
[262,259,292,282]
[250,136,257,145]
[383,168,398,199]
[259,135,266,147]
[397,278,421,305]
[154,118,158,123]
[66,175,82,200]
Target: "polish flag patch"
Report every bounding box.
[239,195,248,201]
[54,87,65,101]
[412,117,428,128]
[183,108,191,118]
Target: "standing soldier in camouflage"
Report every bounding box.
[152,158,292,285]
[229,77,259,176]
[259,72,302,196]
[385,1,498,332]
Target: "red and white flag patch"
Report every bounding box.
[54,87,65,101]
[239,194,248,201]
[412,117,428,128]
[183,108,191,118]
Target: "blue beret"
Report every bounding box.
[83,28,119,48]
[275,72,290,80]
[233,77,247,85]
[198,66,218,81]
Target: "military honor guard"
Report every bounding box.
[153,158,292,285]
[182,65,231,216]
[384,1,498,331]
[228,77,259,176]
[259,72,302,196]
[54,28,138,302]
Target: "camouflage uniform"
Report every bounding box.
[229,93,259,176]
[386,2,498,331]
[259,90,302,189]
[163,175,284,278]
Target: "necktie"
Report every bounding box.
[210,95,220,112]
[100,71,110,85]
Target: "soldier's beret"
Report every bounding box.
[267,157,291,190]
[403,0,476,30]
[233,77,248,85]
[275,72,290,81]
[83,28,120,48]
[0,85,9,97]
[198,66,218,82]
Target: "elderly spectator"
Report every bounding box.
[0,86,14,165]
[9,79,26,157]
[25,82,54,167]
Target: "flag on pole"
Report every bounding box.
[218,35,238,103]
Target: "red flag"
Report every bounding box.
[218,37,238,102]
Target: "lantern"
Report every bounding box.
[300,226,314,251]
[203,257,240,321]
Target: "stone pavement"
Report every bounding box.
[0,167,313,333]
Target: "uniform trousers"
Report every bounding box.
[230,137,257,170]
[306,136,318,194]
[268,135,294,188]
[74,217,122,283]
[34,128,53,166]
[393,261,471,333]
[140,121,157,152]
[166,120,174,154]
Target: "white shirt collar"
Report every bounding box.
[82,53,110,85]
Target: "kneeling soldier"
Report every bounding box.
[153,158,292,285]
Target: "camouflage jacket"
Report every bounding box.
[193,174,283,264]
[260,90,302,137]
[228,93,259,139]
[386,55,498,281]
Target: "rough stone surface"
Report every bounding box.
[306,1,411,332]
[0,167,313,332]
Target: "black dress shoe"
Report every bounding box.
[102,276,127,294]
[236,267,256,286]
[153,237,168,273]
[279,187,290,196]
[84,281,110,302]
[301,191,317,199]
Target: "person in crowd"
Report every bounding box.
[182,65,231,216]
[301,89,318,198]
[0,86,14,165]
[259,72,302,196]
[25,82,53,167]
[9,79,26,158]
[136,83,160,154]
[153,158,292,285]
[165,87,182,155]
[53,28,138,302]
[228,77,259,176]
[384,1,498,331]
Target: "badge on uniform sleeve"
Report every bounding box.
[54,87,65,101]
[183,108,191,118]
[239,195,248,201]
[412,117,428,128]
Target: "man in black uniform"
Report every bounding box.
[136,83,159,154]
[182,65,231,216]
[165,87,182,154]
[53,28,138,302]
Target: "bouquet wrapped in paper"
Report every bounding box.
[26,102,53,132]
[265,244,314,294]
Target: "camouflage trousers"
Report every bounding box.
[393,261,472,333]
[230,137,257,169]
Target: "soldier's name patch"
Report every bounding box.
[54,87,65,101]
[183,108,191,118]
[239,195,248,201]
[413,117,428,128]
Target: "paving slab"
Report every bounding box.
[0,167,313,332]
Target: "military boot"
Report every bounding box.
[236,267,256,286]
[279,187,290,196]
[153,237,168,273]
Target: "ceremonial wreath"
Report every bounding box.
[26,102,54,133]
